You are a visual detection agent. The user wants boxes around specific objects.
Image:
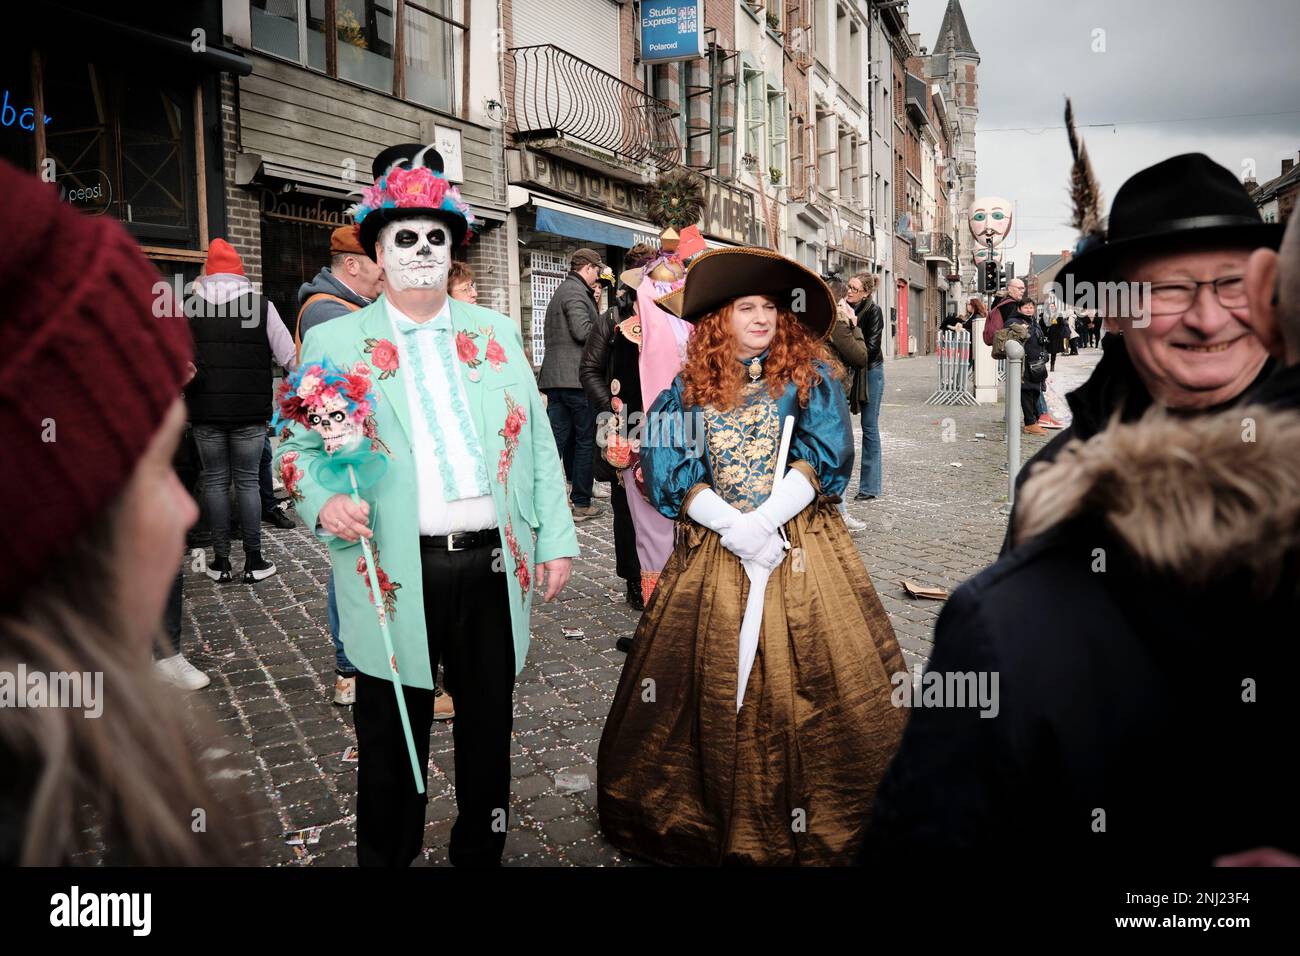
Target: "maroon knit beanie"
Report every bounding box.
[0,159,192,605]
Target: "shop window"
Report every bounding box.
[337,0,394,94]
[251,0,302,62]
[405,1,459,114]
[249,0,464,114]
[742,59,764,168]
[307,0,328,71]
[766,88,786,182]
[42,56,196,243]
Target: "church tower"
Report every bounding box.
[929,0,980,296]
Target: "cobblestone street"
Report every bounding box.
[181,348,1101,866]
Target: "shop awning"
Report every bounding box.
[531,196,659,249]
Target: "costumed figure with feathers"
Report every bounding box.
[598,170,706,604]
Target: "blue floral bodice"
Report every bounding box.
[642,357,853,519]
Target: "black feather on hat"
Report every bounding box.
[1057,102,1282,297]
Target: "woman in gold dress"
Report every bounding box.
[597,249,907,865]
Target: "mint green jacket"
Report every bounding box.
[275,295,578,688]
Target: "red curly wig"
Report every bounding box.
[679,298,842,411]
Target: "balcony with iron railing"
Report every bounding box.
[508,45,681,175]
[918,232,954,263]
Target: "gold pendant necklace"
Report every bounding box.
[748,356,762,382]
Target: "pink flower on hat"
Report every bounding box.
[385,166,449,210]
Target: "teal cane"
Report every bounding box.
[349,462,424,794]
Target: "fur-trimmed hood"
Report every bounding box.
[1012,402,1300,596]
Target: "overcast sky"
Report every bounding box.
[905,0,1300,275]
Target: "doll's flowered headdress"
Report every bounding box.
[274,360,377,432]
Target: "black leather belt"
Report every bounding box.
[419,528,501,552]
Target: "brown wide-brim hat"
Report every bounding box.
[654,247,836,339]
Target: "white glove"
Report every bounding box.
[748,534,788,570]
[719,510,779,562]
[686,488,740,535]
[755,468,816,529]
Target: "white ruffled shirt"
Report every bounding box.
[386,297,497,536]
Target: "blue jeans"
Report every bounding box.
[259,436,278,514]
[327,574,355,674]
[544,387,595,507]
[858,364,885,497]
[192,423,265,559]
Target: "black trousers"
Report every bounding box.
[611,480,640,585]
[1021,389,1040,427]
[353,538,516,867]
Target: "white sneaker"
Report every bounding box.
[592,483,611,499]
[333,674,357,706]
[842,513,868,533]
[155,653,211,691]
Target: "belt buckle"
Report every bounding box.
[446,531,467,552]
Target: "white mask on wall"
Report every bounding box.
[379,217,450,292]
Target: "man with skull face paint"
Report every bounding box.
[276,145,578,866]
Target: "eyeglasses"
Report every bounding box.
[847,284,864,294]
[1143,275,1247,316]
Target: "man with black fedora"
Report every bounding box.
[1002,125,1283,547]
[277,143,578,866]
[865,209,1300,869]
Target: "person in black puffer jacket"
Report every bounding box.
[186,239,295,584]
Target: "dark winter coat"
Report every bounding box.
[856,297,885,369]
[579,306,643,483]
[827,317,870,413]
[1006,311,1046,393]
[1001,335,1276,552]
[538,272,599,390]
[864,383,1300,866]
[296,267,371,343]
[185,292,273,427]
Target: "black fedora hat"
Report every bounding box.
[654,247,836,339]
[1059,153,1283,291]
[355,142,471,258]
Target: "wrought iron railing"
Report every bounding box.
[509,45,681,168]
[930,233,954,260]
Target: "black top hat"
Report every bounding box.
[655,247,836,339]
[371,143,444,181]
[1059,153,1282,292]
[356,143,470,258]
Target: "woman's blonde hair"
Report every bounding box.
[0,503,252,865]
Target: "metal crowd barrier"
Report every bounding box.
[923,329,978,406]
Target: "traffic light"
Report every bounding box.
[982,259,1000,293]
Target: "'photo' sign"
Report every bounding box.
[640,1,705,64]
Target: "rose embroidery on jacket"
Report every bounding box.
[455,330,479,366]
[279,451,304,502]
[362,338,400,379]
[357,545,401,620]
[504,523,530,592]
[496,392,530,593]
[455,327,508,373]
[362,413,390,455]
[484,330,507,371]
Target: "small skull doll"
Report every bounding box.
[274,360,378,458]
